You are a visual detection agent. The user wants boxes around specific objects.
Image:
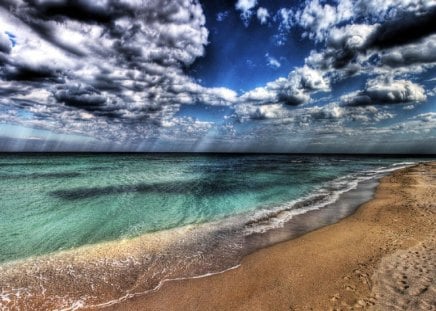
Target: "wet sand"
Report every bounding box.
[106,162,436,310]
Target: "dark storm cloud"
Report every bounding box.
[54,84,107,109]
[0,0,141,26]
[0,83,29,97]
[303,2,436,73]
[1,63,63,82]
[380,35,436,68]
[0,32,12,54]
[367,7,436,50]
[21,0,128,24]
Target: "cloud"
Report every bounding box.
[216,11,229,22]
[324,24,378,69]
[342,77,427,105]
[0,0,435,152]
[293,0,354,42]
[235,0,258,12]
[276,8,293,30]
[306,104,344,120]
[265,53,281,69]
[273,8,294,45]
[291,66,330,92]
[0,32,12,54]
[235,0,258,26]
[414,112,436,123]
[0,0,244,144]
[299,103,394,125]
[239,66,329,106]
[277,66,330,105]
[293,0,433,43]
[365,6,436,50]
[235,103,290,121]
[228,0,435,152]
[305,23,379,72]
[234,101,396,133]
[239,83,280,103]
[54,84,107,110]
[381,35,436,67]
[256,7,269,24]
[298,0,436,76]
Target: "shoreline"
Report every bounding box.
[105,162,436,310]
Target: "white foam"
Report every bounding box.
[73,264,242,310]
[243,163,415,235]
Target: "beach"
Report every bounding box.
[105,162,436,310]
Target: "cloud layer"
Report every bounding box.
[0,0,435,152]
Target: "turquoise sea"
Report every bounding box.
[0,153,422,263]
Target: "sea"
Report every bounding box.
[0,153,430,309]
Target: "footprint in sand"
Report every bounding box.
[370,239,436,310]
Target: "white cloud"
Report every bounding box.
[235,0,258,12]
[239,85,279,103]
[265,53,281,69]
[273,8,294,45]
[365,77,427,103]
[414,112,436,123]
[256,7,269,24]
[353,0,435,21]
[236,103,289,121]
[328,24,378,50]
[290,66,330,92]
[277,8,294,30]
[304,103,344,120]
[294,0,354,42]
[235,0,258,26]
[342,77,427,105]
[293,0,432,42]
[238,65,329,106]
[216,11,229,22]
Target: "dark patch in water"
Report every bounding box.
[0,172,82,178]
[50,178,296,200]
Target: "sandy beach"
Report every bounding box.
[105,162,436,311]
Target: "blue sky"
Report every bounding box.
[189,0,312,91]
[0,0,435,153]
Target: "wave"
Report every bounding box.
[243,162,415,235]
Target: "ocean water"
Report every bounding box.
[0,154,420,263]
[0,154,427,309]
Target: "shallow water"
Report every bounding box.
[0,154,422,263]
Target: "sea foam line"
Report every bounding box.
[63,264,242,310]
[243,163,416,235]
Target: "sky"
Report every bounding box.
[0,0,435,153]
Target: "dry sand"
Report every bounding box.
[104,162,436,311]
